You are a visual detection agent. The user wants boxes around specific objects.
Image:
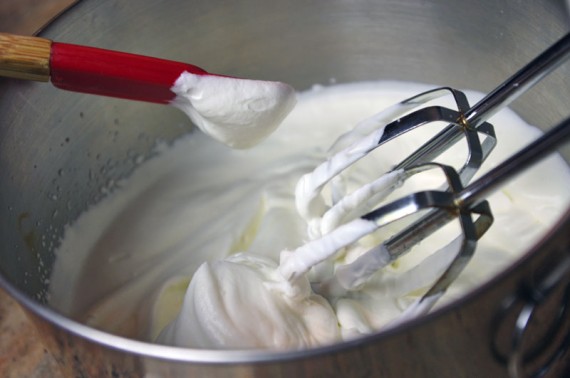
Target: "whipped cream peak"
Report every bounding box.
[156,253,339,349]
[171,72,297,149]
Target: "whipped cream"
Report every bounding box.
[170,72,296,149]
[48,81,570,350]
[157,253,339,349]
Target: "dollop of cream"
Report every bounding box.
[156,253,339,349]
[170,72,297,149]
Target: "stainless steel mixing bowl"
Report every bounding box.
[1,0,569,377]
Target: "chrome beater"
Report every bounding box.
[280,32,570,321]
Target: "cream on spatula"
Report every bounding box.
[0,33,296,148]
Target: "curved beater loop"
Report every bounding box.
[396,32,570,171]
[296,86,497,230]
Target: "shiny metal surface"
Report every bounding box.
[394,32,570,176]
[0,0,569,377]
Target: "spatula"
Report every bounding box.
[0,33,296,148]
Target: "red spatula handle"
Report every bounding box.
[50,42,209,104]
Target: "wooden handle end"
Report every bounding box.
[0,33,52,82]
